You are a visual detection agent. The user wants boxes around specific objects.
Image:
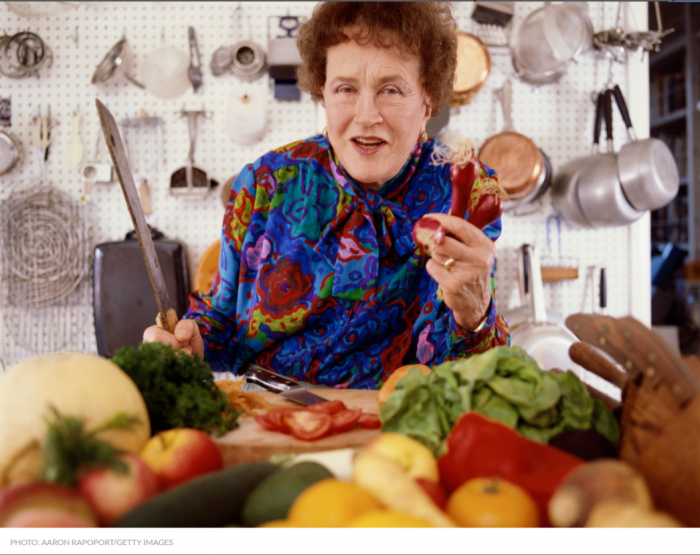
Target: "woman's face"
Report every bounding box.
[322,36,432,191]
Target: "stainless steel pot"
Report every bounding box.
[509,244,585,376]
[551,91,604,228]
[611,85,679,212]
[576,90,643,228]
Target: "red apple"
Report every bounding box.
[139,428,224,491]
[0,482,97,527]
[78,453,159,526]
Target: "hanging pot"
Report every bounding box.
[479,79,547,212]
[575,90,644,228]
[611,85,679,212]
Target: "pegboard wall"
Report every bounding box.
[0,1,650,369]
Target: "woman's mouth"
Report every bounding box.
[351,137,386,155]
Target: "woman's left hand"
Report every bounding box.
[422,212,495,331]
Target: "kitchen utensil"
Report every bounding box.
[245,365,330,406]
[92,37,144,89]
[30,107,57,177]
[267,15,305,100]
[0,181,94,361]
[215,389,380,467]
[450,31,490,107]
[96,99,178,333]
[193,239,221,294]
[511,2,593,86]
[509,244,586,378]
[171,109,214,197]
[540,214,579,282]
[576,90,643,228]
[93,231,189,357]
[141,44,190,100]
[470,2,514,48]
[211,4,267,81]
[611,84,679,212]
[0,31,53,79]
[569,341,628,391]
[227,85,267,145]
[479,79,545,208]
[187,26,203,93]
[67,110,84,167]
[551,91,605,227]
[0,181,93,309]
[0,127,23,176]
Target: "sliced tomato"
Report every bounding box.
[284,410,332,441]
[331,409,362,433]
[357,413,381,430]
[253,414,278,432]
[304,400,347,415]
[266,408,298,434]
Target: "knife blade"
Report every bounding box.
[95,99,178,333]
[245,364,330,406]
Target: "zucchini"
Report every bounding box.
[114,462,279,527]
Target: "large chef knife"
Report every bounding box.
[95,99,178,333]
[246,364,330,406]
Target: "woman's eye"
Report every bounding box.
[338,86,354,94]
[382,88,400,95]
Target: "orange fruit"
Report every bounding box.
[287,479,382,527]
[377,364,431,407]
[346,509,434,528]
[259,519,299,527]
[447,478,539,527]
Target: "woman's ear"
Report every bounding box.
[423,96,433,124]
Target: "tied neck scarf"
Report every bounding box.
[314,141,423,301]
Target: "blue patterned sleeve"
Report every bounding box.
[184,164,258,371]
[412,162,511,366]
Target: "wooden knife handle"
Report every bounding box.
[569,342,628,390]
[156,308,179,334]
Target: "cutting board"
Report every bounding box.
[215,389,381,467]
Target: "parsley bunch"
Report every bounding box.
[111,342,241,437]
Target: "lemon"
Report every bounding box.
[288,479,382,527]
[346,510,434,528]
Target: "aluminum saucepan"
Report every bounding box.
[611,85,679,212]
[576,90,643,228]
[551,91,605,228]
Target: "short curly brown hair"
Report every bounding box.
[296,2,457,115]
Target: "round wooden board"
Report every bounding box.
[215,389,381,467]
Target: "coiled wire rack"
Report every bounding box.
[0,181,96,367]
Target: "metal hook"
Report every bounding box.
[70,26,79,47]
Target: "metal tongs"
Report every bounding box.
[245,364,330,406]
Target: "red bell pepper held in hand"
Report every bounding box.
[437,412,584,527]
[413,140,507,254]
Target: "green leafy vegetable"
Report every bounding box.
[42,407,141,486]
[111,342,241,437]
[380,346,620,456]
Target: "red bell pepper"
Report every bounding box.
[438,412,584,526]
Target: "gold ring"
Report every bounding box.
[444,258,456,271]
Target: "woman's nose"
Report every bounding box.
[354,92,383,127]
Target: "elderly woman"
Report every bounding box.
[144,2,509,388]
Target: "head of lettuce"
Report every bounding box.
[379,346,620,457]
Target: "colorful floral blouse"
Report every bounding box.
[185,135,510,389]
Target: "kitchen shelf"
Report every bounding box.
[651,109,687,129]
[650,34,687,69]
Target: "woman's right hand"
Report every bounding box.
[143,318,205,359]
